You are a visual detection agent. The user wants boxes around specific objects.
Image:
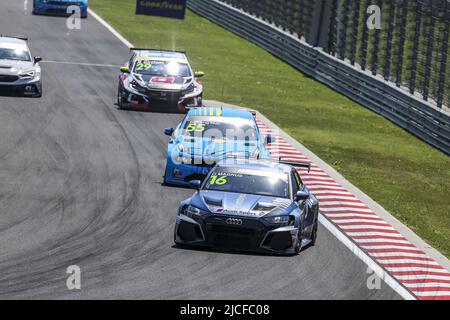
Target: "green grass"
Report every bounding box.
[90,0,450,258]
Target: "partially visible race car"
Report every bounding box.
[117,49,204,112]
[174,159,319,255]
[33,0,89,18]
[163,107,275,186]
[0,36,42,97]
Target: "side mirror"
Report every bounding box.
[120,66,130,73]
[164,128,174,136]
[265,135,276,144]
[188,180,201,189]
[295,190,310,202]
[194,71,205,78]
[34,56,42,64]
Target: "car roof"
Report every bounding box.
[187,107,254,120]
[216,159,293,174]
[134,49,188,63]
[0,36,28,50]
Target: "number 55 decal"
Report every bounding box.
[186,123,206,132]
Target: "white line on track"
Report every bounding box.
[41,60,120,68]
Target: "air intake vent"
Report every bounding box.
[203,196,223,207]
[253,203,276,212]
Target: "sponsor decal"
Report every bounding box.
[135,0,187,20]
[150,76,175,84]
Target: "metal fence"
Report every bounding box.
[220,0,449,110]
[187,0,450,155]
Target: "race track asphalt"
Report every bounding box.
[0,0,401,299]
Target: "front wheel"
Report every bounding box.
[294,229,302,254]
[117,86,123,109]
[310,219,318,246]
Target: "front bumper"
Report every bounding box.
[33,2,88,17]
[174,214,299,255]
[0,77,42,97]
[119,86,202,112]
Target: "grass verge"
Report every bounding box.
[90,0,450,258]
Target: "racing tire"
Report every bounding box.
[162,164,171,186]
[310,220,318,246]
[117,86,123,109]
[294,229,302,254]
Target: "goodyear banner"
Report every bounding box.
[136,0,187,20]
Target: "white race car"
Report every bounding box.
[0,36,42,97]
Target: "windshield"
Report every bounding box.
[182,116,258,141]
[133,59,191,77]
[204,168,290,198]
[0,48,31,61]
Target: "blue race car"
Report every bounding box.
[33,0,89,18]
[174,159,319,255]
[163,107,275,186]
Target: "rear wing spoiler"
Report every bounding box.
[0,35,28,41]
[278,158,311,173]
[130,48,186,54]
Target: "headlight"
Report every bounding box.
[263,215,294,226]
[19,71,35,80]
[182,84,195,96]
[181,205,205,218]
[128,79,145,93]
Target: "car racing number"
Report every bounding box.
[208,172,243,186]
[186,123,206,133]
[209,175,228,186]
[135,62,152,71]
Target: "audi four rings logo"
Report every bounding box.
[226,218,243,225]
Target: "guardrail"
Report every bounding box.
[187,0,450,155]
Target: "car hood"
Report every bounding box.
[177,136,260,160]
[0,59,35,75]
[198,190,292,217]
[133,73,192,91]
